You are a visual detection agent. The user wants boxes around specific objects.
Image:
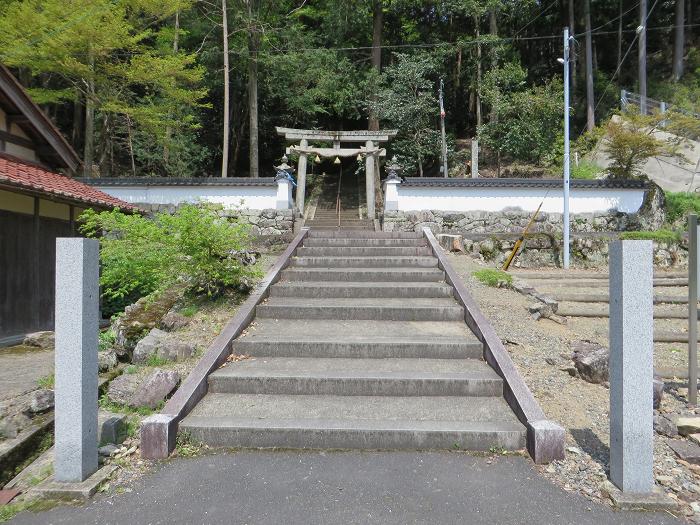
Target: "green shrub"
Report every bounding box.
[98,329,116,351]
[472,269,513,287]
[665,191,700,225]
[79,204,259,311]
[619,230,682,243]
[36,373,54,389]
[570,160,603,180]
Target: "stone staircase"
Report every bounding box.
[179,230,526,451]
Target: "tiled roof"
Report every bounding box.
[400,177,649,189]
[0,153,136,210]
[84,177,277,187]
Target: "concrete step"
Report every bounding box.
[291,256,438,268]
[280,267,445,282]
[296,247,432,257]
[302,237,427,247]
[307,226,375,231]
[179,394,526,450]
[270,281,454,299]
[234,319,482,358]
[307,230,422,239]
[208,357,502,396]
[256,297,464,321]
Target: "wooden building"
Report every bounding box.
[0,64,133,345]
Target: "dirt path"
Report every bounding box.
[0,347,53,402]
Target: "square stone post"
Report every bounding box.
[365,140,375,219]
[275,175,292,210]
[609,240,654,493]
[296,138,308,216]
[471,139,479,178]
[54,238,99,482]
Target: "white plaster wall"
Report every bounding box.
[394,186,645,214]
[93,185,280,210]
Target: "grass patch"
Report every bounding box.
[98,329,116,352]
[98,394,156,417]
[145,354,169,367]
[0,499,61,523]
[570,160,603,180]
[124,365,139,375]
[180,304,199,317]
[665,191,700,225]
[36,373,54,389]
[619,229,682,243]
[175,431,205,458]
[472,269,513,288]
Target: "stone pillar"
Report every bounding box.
[275,175,292,210]
[365,140,375,219]
[54,238,99,482]
[296,139,308,216]
[609,240,654,493]
[471,139,479,178]
[384,176,400,212]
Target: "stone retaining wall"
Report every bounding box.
[135,203,296,237]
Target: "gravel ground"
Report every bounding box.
[448,253,700,520]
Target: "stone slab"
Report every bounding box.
[30,464,117,501]
[677,417,700,436]
[604,484,679,511]
[0,489,20,505]
[668,439,700,465]
[527,419,566,465]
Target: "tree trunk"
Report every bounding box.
[475,14,482,129]
[569,0,577,102]
[368,0,382,131]
[164,10,179,167]
[489,9,497,123]
[673,0,685,81]
[72,90,83,148]
[584,0,595,131]
[639,0,647,113]
[221,0,230,178]
[83,60,95,178]
[247,0,259,178]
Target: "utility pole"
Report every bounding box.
[584,0,595,131]
[439,78,448,178]
[221,0,230,178]
[639,0,648,114]
[563,28,571,269]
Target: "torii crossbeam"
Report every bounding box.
[275,127,397,219]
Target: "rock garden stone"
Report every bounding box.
[0,413,31,439]
[678,417,700,437]
[112,286,183,354]
[128,369,179,409]
[98,444,119,457]
[98,411,128,445]
[654,415,679,437]
[160,310,190,331]
[22,331,54,350]
[653,377,664,409]
[107,373,142,406]
[29,389,54,413]
[98,349,118,372]
[133,328,169,363]
[133,328,195,363]
[669,440,700,465]
[571,341,609,384]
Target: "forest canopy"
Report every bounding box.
[0,0,695,179]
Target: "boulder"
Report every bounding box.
[133,328,195,363]
[23,331,54,350]
[112,287,184,354]
[160,311,190,331]
[133,328,168,363]
[437,234,464,253]
[653,377,664,409]
[0,413,31,439]
[654,415,678,438]
[98,411,127,445]
[98,349,119,372]
[129,369,180,409]
[106,373,141,406]
[29,389,54,413]
[571,341,609,384]
[678,417,700,437]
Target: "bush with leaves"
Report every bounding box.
[79,204,258,312]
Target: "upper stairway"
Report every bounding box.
[179,230,526,451]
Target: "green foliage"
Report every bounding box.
[619,230,682,243]
[98,393,155,416]
[603,108,686,179]
[570,161,603,180]
[0,499,60,523]
[36,373,54,389]
[478,64,563,165]
[99,329,116,352]
[145,354,170,367]
[368,52,442,176]
[472,269,512,287]
[79,204,258,309]
[665,192,700,225]
[180,305,199,317]
[175,430,204,457]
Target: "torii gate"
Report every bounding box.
[275,127,397,219]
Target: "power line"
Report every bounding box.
[513,0,559,36]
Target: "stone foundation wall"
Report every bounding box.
[461,234,687,269]
[135,203,296,237]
